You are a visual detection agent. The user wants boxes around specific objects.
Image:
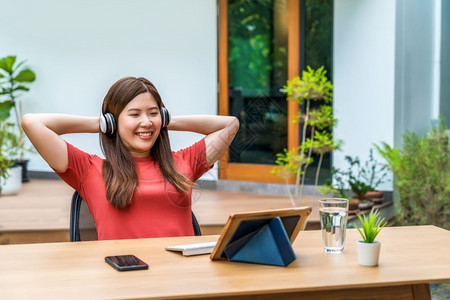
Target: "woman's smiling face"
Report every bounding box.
[117,92,162,158]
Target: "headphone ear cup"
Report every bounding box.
[99,114,107,134]
[100,112,116,135]
[160,107,170,128]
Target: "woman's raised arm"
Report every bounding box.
[167,115,239,166]
[21,114,100,172]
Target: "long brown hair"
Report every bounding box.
[100,77,192,209]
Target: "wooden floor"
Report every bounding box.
[0,179,73,244]
[0,179,394,244]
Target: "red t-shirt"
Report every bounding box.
[56,139,211,240]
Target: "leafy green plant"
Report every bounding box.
[318,167,352,200]
[0,55,36,160]
[271,66,341,206]
[319,149,388,200]
[375,118,450,230]
[0,121,19,181]
[345,149,389,199]
[356,209,387,243]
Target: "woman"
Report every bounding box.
[21,77,239,240]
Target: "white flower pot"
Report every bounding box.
[1,165,23,195]
[356,240,381,266]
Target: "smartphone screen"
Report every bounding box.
[105,255,149,271]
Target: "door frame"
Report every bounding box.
[218,0,300,183]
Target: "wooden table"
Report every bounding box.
[0,225,448,299]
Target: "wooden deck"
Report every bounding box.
[0,179,72,244]
[192,187,323,235]
[0,179,393,244]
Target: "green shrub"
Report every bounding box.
[375,119,450,230]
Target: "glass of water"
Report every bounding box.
[319,198,349,253]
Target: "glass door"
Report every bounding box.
[219,0,333,183]
[219,0,299,182]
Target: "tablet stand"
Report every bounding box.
[223,217,296,267]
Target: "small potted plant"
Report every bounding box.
[360,149,389,204]
[344,149,389,209]
[355,209,387,266]
[348,175,373,209]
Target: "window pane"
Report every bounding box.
[305,0,333,75]
[228,0,288,164]
[303,0,333,184]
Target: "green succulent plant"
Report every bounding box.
[356,209,387,243]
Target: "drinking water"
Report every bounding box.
[320,207,348,253]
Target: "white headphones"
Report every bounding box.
[100,107,170,135]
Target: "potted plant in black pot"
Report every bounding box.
[0,55,36,182]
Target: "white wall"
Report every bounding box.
[394,0,436,144]
[333,0,396,190]
[0,0,218,177]
[441,0,450,124]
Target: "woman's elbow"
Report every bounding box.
[229,116,240,133]
[21,114,33,131]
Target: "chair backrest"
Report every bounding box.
[69,191,202,242]
[70,191,98,241]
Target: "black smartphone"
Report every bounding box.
[105,255,149,271]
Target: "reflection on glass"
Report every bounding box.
[305,0,333,75]
[228,0,288,164]
[302,0,333,184]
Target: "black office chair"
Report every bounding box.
[70,191,98,242]
[69,191,202,242]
